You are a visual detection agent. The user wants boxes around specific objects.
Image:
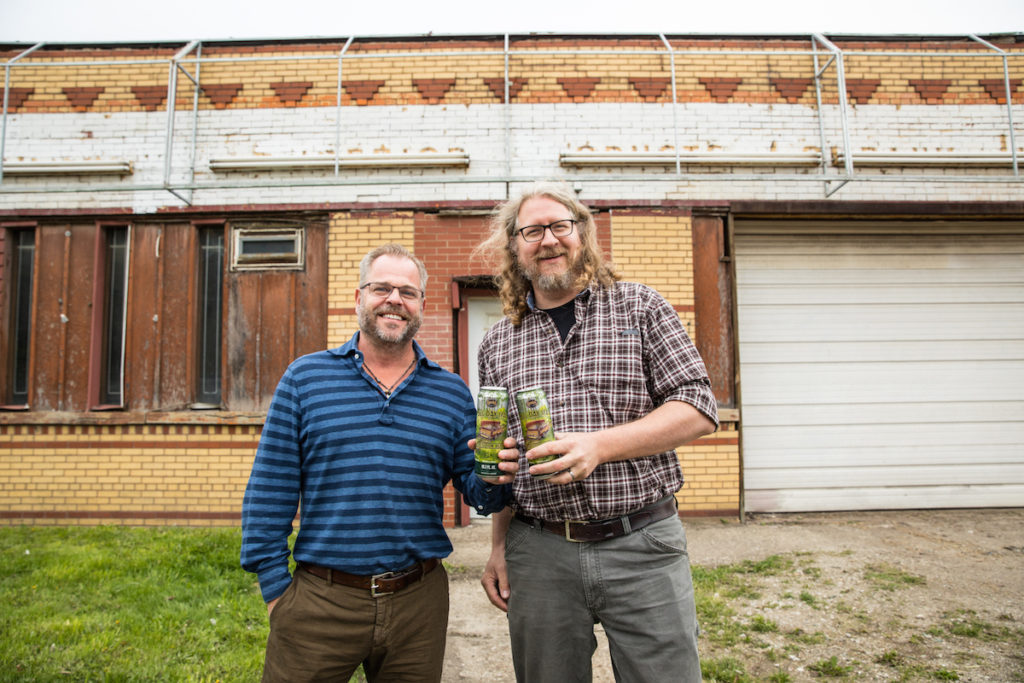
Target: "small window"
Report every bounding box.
[195,226,224,408]
[7,229,35,406]
[98,225,129,408]
[231,223,304,271]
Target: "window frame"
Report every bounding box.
[3,223,38,409]
[193,221,226,409]
[88,222,131,410]
[230,222,305,271]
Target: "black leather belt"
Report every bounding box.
[514,495,677,543]
[298,558,440,597]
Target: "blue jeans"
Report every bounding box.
[505,513,701,683]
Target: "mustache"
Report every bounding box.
[376,305,409,320]
[535,248,567,259]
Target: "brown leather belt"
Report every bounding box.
[514,495,677,543]
[298,558,440,597]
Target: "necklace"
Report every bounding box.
[363,356,417,397]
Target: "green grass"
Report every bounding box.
[808,655,855,677]
[863,563,926,591]
[2,527,1019,683]
[0,525,266,681]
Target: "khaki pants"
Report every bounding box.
[262,564,449,682]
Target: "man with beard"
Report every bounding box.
[475,182,718,682]
[242,243,514,682]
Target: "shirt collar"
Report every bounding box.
[327,332,437,370]
[526,283,594,312]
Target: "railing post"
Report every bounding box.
[1,42,45,185]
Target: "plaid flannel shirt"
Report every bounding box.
[478,281,718,521]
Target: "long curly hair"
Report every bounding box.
[475,181,619,326]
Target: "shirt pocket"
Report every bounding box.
[576,330,651,424]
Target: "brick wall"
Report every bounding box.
[607,208,739,515]
[3,35,1021,211]
[327,210,416,346]
[2,38,1019,114]
[0,421,259,526]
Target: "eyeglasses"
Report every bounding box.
[361,282,424,301]
[517,219,577,243]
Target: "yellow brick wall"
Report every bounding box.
[677,424,741,516]
[0,422,260,526]
[327,211,415,347]
[610,209,740,517]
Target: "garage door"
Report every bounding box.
[735,223,1024,512]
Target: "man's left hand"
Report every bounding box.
[525,432,602,485]
[469,436,521,485]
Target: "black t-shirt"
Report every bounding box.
[541,300,576,343]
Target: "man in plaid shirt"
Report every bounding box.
[474,181,718,682]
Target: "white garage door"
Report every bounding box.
[735,224,1024,512]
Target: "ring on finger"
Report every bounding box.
[569,469,576,481]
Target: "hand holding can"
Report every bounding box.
[474,387,509,477]
[515,386,558,479]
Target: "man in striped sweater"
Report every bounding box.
[241,243,513,682]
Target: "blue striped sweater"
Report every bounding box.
[241,333,509,602]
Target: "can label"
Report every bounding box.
[515,386,557,479]
[474,387,509,477]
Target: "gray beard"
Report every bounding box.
[518,253,579,294]
[532,270,576,293]
[358,304,421,347]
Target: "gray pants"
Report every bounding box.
[505,514,701,683]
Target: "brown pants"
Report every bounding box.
[261,564,449,682]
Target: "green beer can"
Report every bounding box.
[514,386,558,479]
[474,387,509,477]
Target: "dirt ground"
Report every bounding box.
[441,508,1024,682]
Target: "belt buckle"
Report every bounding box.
[371,572,394,598]
[564,520,586,543]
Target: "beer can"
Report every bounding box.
[514,386,558,479]
[474,387,509,477]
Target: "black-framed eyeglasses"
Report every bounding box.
[517,219,577,243]
[360,282,424,301]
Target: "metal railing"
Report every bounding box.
[2,33,1022,203]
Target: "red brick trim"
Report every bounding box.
[770,77,813,103]
[131,85,167,111]
[271,81,313,105]
[558,77,600,100]
[483,77,527,102]
[845,78,881,104]
[678,509,741,519]
[4,87,35,111]
[909,78,952,102]
[630,77,671,101]
[696,436,740,446]
[979,78,1023,104]
[202,83,243,108]
[62,86,104,110]
[343,79,385,104]
[3,440,253,449]
[5,200,1021,222]
[699,77,742,102]
[414,78,455,103]
[0,510,240,521]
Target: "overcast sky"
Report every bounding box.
[2,0,1022,44]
